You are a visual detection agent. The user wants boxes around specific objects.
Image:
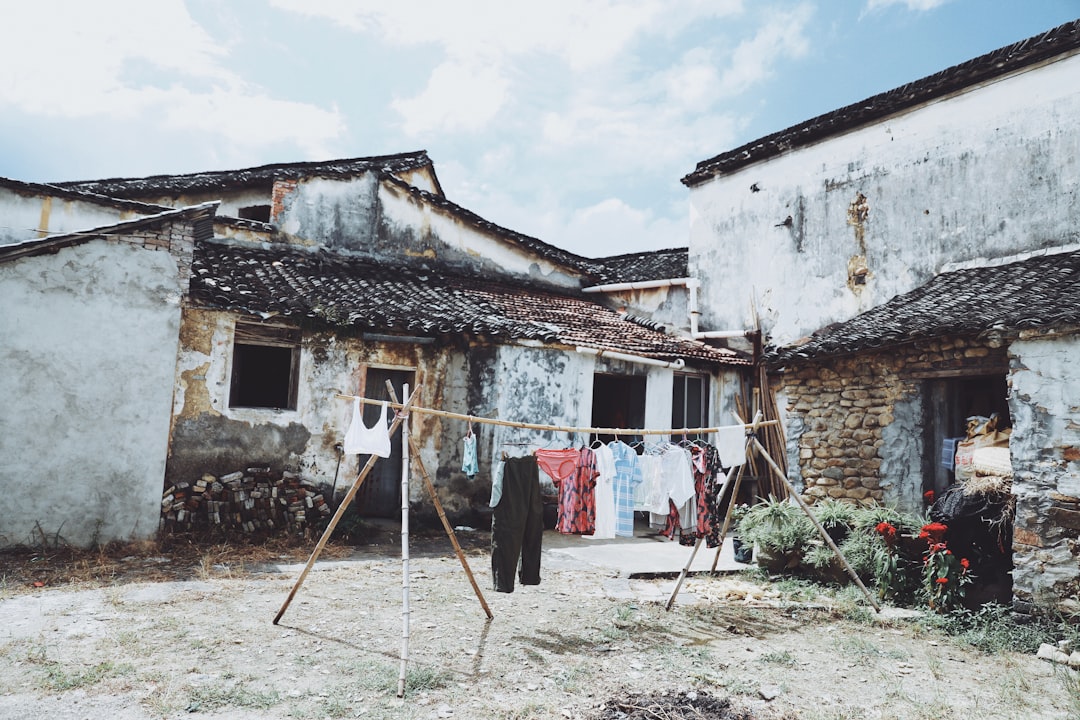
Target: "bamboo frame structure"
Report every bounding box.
[273,385,423,625]
[397,383,411,698]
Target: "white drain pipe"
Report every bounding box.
[583,277,752,340]
[575,346,685,370]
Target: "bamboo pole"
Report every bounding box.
[334,393,776,437]
[709,462,748,573]
[273,385,423,625]
[397,383,411,698]
[750,436,881,612]
[384,383,493,620]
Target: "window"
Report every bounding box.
[237,204,271,223]
[672,373,709,439]
[924,373,1010,494]
[229,322,300,409]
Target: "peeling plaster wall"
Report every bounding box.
[689,53,1080,345]
[116,188,271,220]
[1008,334,1080,612]
[600,286,691,334]
[0,240,183,548]
[274,176,379,250]
[377,183,582,289]
[0,188,146,246]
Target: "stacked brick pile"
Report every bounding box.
[161,466,331,536]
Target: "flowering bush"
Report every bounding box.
[919,521,972,611]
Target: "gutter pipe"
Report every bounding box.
[575,346,685,370]
[582,277,753,341]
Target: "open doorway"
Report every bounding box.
[354,367,415,518]
[923,373,1011,496]
[591,374,646,444]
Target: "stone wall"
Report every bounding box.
[777,337,1009,513]
[1008,333,1080,614]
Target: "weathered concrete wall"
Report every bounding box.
[116,187,271,221]
[689,52,1080,345]
[274,176,379,250]
[377,182,583,289]
[597,286,692,335]
[778,338,1009,516]
[0,235,189,548]
[1009,334,1080,613]
[0,187,146,246]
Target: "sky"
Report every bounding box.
[1,1,1077,258]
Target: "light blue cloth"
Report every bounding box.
[461,435,479,478]
[608,441,643,537]
[489,460,504,508]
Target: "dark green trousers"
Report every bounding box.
[491,456,543,593]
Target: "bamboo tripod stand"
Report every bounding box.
[665,411,881,612]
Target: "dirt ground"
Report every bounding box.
[0,526,1076,720]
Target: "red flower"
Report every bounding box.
[924,490,935,504]
[936,577,949,584]
[960,558,970,571]
[875,521,897,544]
[920,522,948,544]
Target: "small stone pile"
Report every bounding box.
[160,466,331,536]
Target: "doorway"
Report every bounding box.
[354,367,415,518]
[924,374,1011,496]
[591,374,646,444]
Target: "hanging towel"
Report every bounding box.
[714,425,746,467]
[461,435,479,478]
[343,399,392,457]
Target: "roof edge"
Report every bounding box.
[682,19,1080,186]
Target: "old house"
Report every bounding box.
[1,153,749,548]
[682,20,1080,611]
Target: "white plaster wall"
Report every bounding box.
[0,189,144,246]
[689,53,1080,345]
[1008,334,1080,603]
[598,286,691,334]
[378,184,582,288]
[276,176,378,246]
[0,240,182,548]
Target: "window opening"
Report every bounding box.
[229,322,300,409]
[672,372,709,441]
[237,204,271,222]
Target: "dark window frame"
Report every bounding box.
[672,372,709,440]
[228,322,301,410]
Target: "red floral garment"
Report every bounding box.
[552,448,598,535]
[662,445,720,547]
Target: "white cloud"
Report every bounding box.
[0,1,343,155]
[391,60,510,136]
[865,0,952,11]
[716,3,814,97]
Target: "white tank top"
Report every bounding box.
[343,399,392,457]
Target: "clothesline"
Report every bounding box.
[334,393,778,436]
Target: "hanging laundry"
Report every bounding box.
[461,434,479,478]
[490,456,543,593]
[343,399,392,457]
[535,448,579,485]
[714,425,747,467]
[539,447,598,535]
[585,443,616,540]
[608,440,642,538]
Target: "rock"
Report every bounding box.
[759,685,782,701]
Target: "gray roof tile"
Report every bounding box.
[192,241,749,366]
[767,248,1080,364]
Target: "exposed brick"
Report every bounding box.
[1050,507,1080,531]
[1013,527,1043,547]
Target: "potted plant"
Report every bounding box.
[737,496,815,573]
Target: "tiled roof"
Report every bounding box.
[766,248,1080,364]
[379,173,603,279]
[0,203,219,264]
[0,176,172,214]
[191,240,749,366]
[683,19,1080,186]
[54,151,434,198]
[589,248,689,284]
